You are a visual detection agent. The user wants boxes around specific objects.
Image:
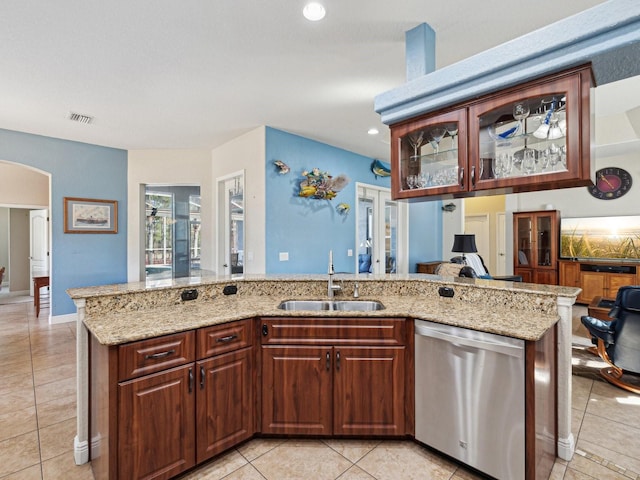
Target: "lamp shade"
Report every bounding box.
[452,234,478,254]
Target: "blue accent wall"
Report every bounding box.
[265,127,441,274]
[408,202,442,272]
[0,129,128,316]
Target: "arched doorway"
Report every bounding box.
[0,161,51,313]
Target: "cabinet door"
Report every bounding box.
[196,348,254,463]
[559,261,580,288]
[515,268,534,283]
[261,345,332,435]
[515,215,533,268]
[118,364,195,480]
[580,272,607,303]
[390,108,467,199]
[468,68,590,192]
[533,269,558,286]
[535,213,557,269]
[333,347,405,436]
[607,274,636,299]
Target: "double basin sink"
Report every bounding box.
[278,299,385,312]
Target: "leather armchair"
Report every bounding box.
[581,285,640,394]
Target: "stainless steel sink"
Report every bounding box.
[277,300,385,311]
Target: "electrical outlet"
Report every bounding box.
[347,249,353,257]
[279,252,289,261]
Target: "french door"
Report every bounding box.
[356,184,407,275]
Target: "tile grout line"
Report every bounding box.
[574,448,640,480]
[28,308,46,480]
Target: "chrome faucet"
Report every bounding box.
[327,250,341,298]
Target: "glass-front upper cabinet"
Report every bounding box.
[390,109,467,199]
[468,66,592,192]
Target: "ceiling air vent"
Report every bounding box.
[68,112,94,124]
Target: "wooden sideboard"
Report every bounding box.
[416,261,442,274]
[559,259,639,304]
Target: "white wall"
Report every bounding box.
[441,199,464,261]
[211,127,266,274]
[127,149,213,282]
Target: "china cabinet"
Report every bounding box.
[390,65,592,200]
[513,210,560,285]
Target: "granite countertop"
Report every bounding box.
[83,293,561,346]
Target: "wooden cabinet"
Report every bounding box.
[416,261,441,274]
[118,364,196,480]
[261,345,333,435]
[333,346,405,436]
[513,210,560,285]
[390,65,592,200]
[91,321,255,480]
[196,347,253,463]
[559,260,638,304]
[260,318,407,437]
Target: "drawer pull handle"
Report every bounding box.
[326,352,330,371]
[336,351,341,370]
[145,349,176,360]
[200,366,205,390]
[189,367,194,393]
[216,334,238,343]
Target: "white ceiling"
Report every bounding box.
[2,0,636,162]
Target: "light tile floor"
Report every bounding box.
[1,301,639,479]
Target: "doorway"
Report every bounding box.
[217,171,245,276]
[144,185,201,281]
[356,184,408,275]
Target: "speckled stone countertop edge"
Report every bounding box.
[83,294,561,346]
[67,273,581,299]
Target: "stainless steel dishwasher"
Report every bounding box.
[414,319,525,480]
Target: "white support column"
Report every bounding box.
[73,298,90,465]
[556,295,577,461]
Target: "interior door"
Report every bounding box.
[495,212,507,276]
[217,172,244,276]
[29,209,48,296]
[464,214,491,271]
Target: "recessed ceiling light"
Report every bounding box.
[368,128,379,135]
[303,2,326,21]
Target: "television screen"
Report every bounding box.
[560,215,640,260]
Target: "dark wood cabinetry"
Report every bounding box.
[118,364,196,480]
[559,260,639,304]
[196,347,253,463]
[513,210,560,285]
[261,345,333,435]
[91,321,254,480]
[390,65,592,200]
[260,318,407,437]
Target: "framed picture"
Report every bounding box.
[63,197,118,234]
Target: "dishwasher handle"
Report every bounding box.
[415,324,523,358]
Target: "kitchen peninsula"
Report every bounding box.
[68,274,579,480]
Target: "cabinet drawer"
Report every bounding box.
[260,318,405,346]
[118,331,195,381]
[197,319,253,358]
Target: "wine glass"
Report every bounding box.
[523,149,536,175]
[446,125,459,149]
[407,132,424,159]
[513,102,530,134]
[428,127,447,155]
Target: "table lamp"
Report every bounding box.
[452,234,478,264]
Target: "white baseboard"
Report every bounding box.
[558,434,575,461]
[50,312,77,324]
[74,436,90,465]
